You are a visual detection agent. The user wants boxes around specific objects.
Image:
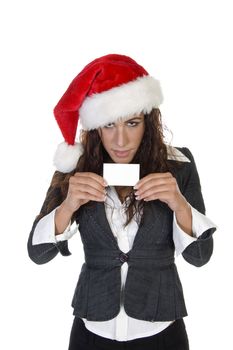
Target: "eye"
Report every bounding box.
[126,121,139,127]
[104,122,115,128]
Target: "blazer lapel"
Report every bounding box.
[84,202,120,249]
[83,199,168,252]
[132,201,166,249]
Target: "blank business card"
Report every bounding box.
[103,163,140,186]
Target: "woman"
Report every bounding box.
[28,54,217,350]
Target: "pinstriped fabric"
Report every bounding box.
[27,147,216,322]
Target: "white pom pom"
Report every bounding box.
[53,142,84,173]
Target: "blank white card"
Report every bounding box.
[103,163,140,186]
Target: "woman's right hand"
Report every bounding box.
[62,172,108,214]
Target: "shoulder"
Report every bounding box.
[166,145,202,190]
[166,144,193,163]
[166,144,199,178]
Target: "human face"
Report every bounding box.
[98,113,145,163]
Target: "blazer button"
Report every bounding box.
[119,252,129,263]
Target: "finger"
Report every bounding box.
[73,191,106,202]
[142,191,170,202]
[135,184,173,199]
[71,174,106,194]
[71,183,106,199]
[135,177,176,195]
[134,172,172,189]
[74,172,107,187]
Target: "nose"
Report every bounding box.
[115,125,128,147]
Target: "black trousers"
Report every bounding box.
[68,317,189,350]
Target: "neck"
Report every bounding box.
[115,186,132,203]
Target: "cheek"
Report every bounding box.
[136,127,145,145]
[100,132,112,150]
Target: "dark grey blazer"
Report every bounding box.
[27,147,216,322]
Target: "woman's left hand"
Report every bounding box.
[134,172,189,213]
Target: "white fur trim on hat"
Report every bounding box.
[53,142,84,173]
[79,75,163,130]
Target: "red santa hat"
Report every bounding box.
[53,53,163,172]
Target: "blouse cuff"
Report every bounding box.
[173,205,217,256]
[32,206,79,245]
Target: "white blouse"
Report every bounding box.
[32,186,216,341]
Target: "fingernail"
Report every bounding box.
[103,180,108,187]
[135,196,140,200]
[134,184,138,189]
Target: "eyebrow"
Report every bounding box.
[125,116,144,122]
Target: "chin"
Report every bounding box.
[106,149,136,163]
[110,154,134,164]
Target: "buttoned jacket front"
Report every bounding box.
[27,147,216,322]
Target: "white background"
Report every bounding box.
[0,0,232,349]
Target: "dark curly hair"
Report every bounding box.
[44,108,181,226]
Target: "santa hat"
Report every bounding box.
[53,53,163,172]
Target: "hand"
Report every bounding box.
[62,172,108,214]
[134,172,189,213]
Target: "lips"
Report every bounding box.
[113,150,131,158]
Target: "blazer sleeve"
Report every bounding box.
[27,171,72,265]
[177,147,216,267]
